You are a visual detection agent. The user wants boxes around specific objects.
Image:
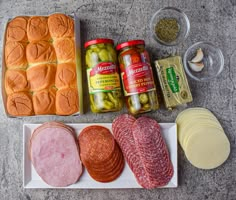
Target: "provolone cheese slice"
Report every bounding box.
[185,129,230,169]
[177,116,222,147]
[183,125,224,150]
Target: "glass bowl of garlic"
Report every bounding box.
[183,41,224,81]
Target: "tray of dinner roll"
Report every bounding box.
[2,13,83,117]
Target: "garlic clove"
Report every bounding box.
[191,48,204,63]
[188,61,204,72]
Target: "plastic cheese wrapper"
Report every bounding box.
[154,56,193,110]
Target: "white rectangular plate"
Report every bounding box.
[23,123,178,189]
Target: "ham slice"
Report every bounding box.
[29,122,83,187]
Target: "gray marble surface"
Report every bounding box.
[0,0,236,199]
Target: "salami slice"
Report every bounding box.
[112,114,173,189]
[132,117,173,187]
[112,114,154,188]
[29,122,83,187]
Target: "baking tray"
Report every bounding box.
[23,123,178,189]
[1,13,84,117]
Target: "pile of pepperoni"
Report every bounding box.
[112,114,173,189]
[79,125,125,182]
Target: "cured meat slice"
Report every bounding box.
[112,114,173,189]
[79,126,115,163]
[132,117,173,187]
[112,114,154,188]
[78,125,124,183]
[86,147,124,182]
[29,122,83,187]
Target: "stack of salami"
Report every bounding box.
[29,122,83,187]
[112,114,173,189]
[78,125,124,182]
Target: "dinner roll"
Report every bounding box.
[56,88,79,115]
[55,63,77,89]
[48,13,74,38]
[5,41,27,69]
[26,41,56,65]
[6,16,28,42]
[54,38,75,63]
[27,16,50,42]
[32,88,56,115]
[7,92,34,116]
[5,69,28,94]
[27,64,56,91]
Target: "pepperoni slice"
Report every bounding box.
[78,125,124,183]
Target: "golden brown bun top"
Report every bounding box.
[6,17,28,42]
[7,92,34,116]
[5,41,27,69]
[48,13,74,38]
[55,63,77,89]
[32,88,56,115]
[27,16,50,42]
[54,38,75,63]
[56,88,79,115]
[27,64,56,92]
[5,69,28,94]
[26,41,56,65]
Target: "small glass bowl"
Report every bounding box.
[150,7,190,46]
[183,42,224,81]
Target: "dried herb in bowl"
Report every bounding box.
[155,18,180,43]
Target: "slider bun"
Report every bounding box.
[7,92,34,116]
[32,88,56,115]
[56,88,79,115]
[27,16,50,42]
[27,64,56,91]
[5,41,27,69]
[6,16,28,42]
[55,63,77,89]
[48,13,74,38]
[5,69,28,94]
[26,41,56,65]
[54,38,75,63]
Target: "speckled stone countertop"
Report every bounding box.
[0,0,236,199]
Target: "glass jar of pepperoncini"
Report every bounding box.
[85,38,123,113]
[116,40,159,115]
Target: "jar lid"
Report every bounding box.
[84,38,114,48]
[116,40,145,51]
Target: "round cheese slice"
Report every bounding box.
[183,125,224,151]
[185,128,230,169]
[176,107,215,121]
[176,108,222,145]
[181,120,223,149]
[178,116,222,147]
